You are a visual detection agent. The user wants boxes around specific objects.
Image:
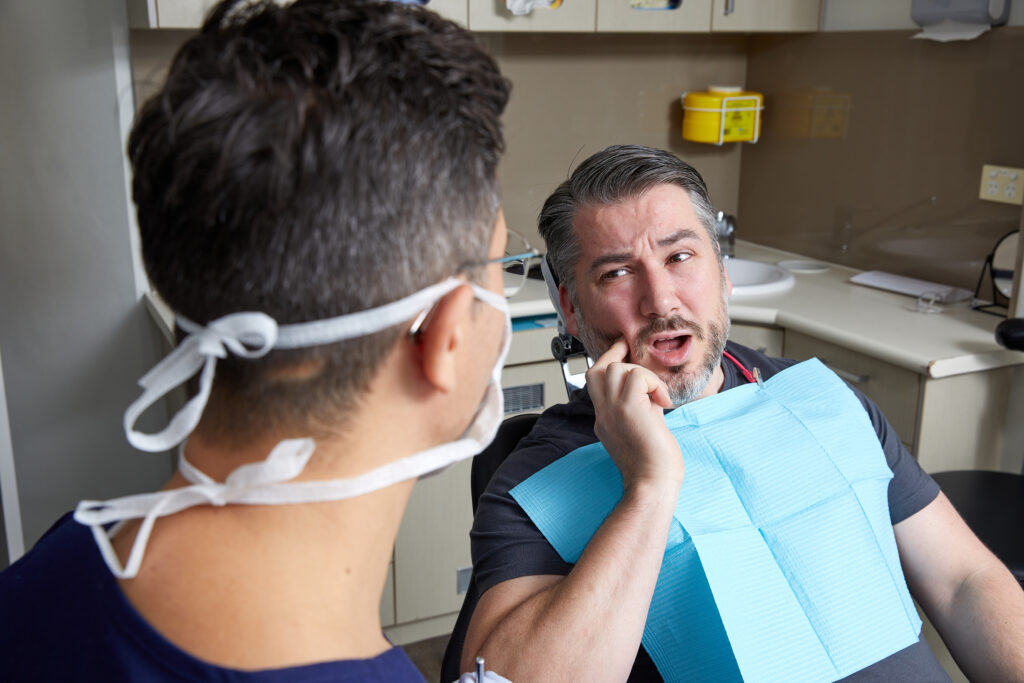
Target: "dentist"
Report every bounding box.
[0,1,511,680]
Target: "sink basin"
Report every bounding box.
[725,258,795,297]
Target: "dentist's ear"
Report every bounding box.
[417,284,475,394]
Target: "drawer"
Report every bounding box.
[729,323,784,357]
[469,0,596,32]
[783,331,921,448]
[596,0,712,32]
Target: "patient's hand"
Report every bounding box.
[586,339,684,490]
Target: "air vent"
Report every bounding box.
[503,383,544,414]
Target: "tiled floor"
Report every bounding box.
[402,634,450,683]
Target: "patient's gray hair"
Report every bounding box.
[538,144,717,304]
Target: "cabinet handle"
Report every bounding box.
[821,360,870,385]
[724,0,735,16]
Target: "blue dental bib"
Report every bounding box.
[510,359,920,682]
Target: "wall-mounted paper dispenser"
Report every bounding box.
[911,0,1011,26]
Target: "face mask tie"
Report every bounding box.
[83,276,509,579]
[74,438,317,579]
[122,280,467,454]
[123,312,279,453]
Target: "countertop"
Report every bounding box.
[508,240,1024,379]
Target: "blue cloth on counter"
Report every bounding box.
[510,358,921,682]
[511,314,558,332]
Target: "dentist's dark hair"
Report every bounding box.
[128,0,509,443]
[538,144,717,306]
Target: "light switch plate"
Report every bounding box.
[979,164,1024,205]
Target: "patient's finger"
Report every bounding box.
[622,365,673,409]
[589,338,628,373]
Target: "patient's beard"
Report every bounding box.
[573,279,730,406]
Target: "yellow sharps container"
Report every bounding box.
[681,86,763,145]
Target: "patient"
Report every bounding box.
[0,0,510,679]
[462,144,1024,681]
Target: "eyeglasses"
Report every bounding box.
[483,229,540,299]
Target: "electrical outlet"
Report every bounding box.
[979,164,1024,206]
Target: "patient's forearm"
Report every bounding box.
[472,479,680,681]
[939,563,1024,681]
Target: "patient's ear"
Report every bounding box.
[418,284,474,393]
[559,284,580,337]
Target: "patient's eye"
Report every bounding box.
[601,267,628,281]
[668,251,692,264]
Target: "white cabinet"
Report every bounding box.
[711,0,819,32]
[469,0,597,32]
[389,458,475,644]
[729,322,784,358]
[821,0,1024,30]
[820,0,916,31]
[130,0,825,33]
[380,562,396,628]
[127,0,468,28]
[596,0,712,33]
[596,0,818,33]
[383,323,566,645]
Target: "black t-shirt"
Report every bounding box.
[471,341,948,681]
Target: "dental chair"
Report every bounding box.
[930,317,1024,587]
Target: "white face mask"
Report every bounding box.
[74,277,511,579]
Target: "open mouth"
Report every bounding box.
[652,336,686,352]
[645,332,693,366]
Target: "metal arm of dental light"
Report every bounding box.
[541,255,592,396]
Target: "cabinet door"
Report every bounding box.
[469,0,597,32]
[914,368,1016,473]
[820,0,916,31]
[728,323,784,357]
[596,0,712,32]
[130,0,467,28]
[393,458,474,626]
[711,0,819,32]
[380,561,396,628]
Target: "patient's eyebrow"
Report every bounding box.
[587,228,704,274]
[657,228,702,248]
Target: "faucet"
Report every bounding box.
[714,211,736,259]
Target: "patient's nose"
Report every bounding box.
[639,267,682,319]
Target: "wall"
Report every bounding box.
[739,27,1024,291]
[0,0,173,557]
[477,32,747,249]
[129,30,749,252]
